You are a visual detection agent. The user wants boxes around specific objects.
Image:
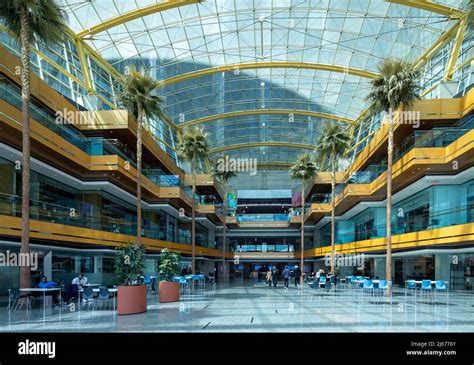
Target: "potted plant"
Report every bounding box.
[115,242,147,315]
[158,248,181,303]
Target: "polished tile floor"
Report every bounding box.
[1,282,473,332]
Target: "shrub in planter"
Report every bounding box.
[158,248,181,303]
[115,242,147,314]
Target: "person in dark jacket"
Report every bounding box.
[282,266,290,290]
[294,265,302,288]
[272,266,278,287]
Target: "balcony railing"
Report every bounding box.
[237,213,289,222]
[0,192,210,246]
[313,204,474,248]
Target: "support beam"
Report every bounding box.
[75,38,94,95]
[210,142,315,153]
[161,62,378,86]
[445,17,468,81]
[179,109,355,128]
[414,20,462,69]
[387,0,464,18]
[77,0,201,38]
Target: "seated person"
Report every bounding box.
[62,283,79,305]
[37,275,59,307]
[72,273,88,287]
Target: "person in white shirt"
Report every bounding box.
[72,273,88,287]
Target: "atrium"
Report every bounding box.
[0,0,473,339]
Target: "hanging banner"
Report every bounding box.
[227,192,237,210]
[292,191,302,207]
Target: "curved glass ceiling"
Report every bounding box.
[61,0,463,167]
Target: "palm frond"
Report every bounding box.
[212,156,237,182]
[119,66,165,122]
[290,154,318,182]
[0,0,67,44]
[176,126,211,163]
[467,0,474,30]
[315,123,352,162]
[366,58,421,115]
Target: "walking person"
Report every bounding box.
[294,265,301,288]
[272,266,278,288]
[282,265,290,290]
[266,268,273,288]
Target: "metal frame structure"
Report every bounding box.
[179,109,355,129]
[161,62,379,87]
[1,0,469,168]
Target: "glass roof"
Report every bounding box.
[61,0,461,168]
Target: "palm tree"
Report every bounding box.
[366,58,420,293]
[119,66,165,246]
[212,160,236,282]
[0,0,66,289]
[467,0,474,30]
[316,123,351,275]
[290,154,318,286]
[176,126,210,274]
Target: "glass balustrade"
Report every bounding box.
[0,192,211,245]
[236,214,289,222]
[315,204,474,248]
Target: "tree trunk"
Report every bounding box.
[136,110,143,245]
[330,146,336,275]
[222,181,227,282]
[20,2,31,290]
[300,183,305,287]
[386,109,394,295]
[191,154,196,275]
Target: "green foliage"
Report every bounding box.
[0,0,67,44]
[366,58,421,115]
[315,123,351,168]
[212,156,237,183]
[158,248,181,282]
[468,0,474,30]
[176,126,210,164]
[290,153,318,182]
[119,66,165,122]
[114,242,146,285]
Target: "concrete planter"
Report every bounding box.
[159,281,180,303]
[117,285,147,315]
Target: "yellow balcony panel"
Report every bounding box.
[237,221,290,228]
[225,216,238,224]
[0,215,223,257]
[74,110,129,131]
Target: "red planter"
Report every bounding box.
[117,285,147,315]
[159,281,180,303]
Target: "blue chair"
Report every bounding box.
[435,280,447,291]
[363,280,374,297]
[318,276,327,289]
[179,277,189,295]
[375,280,389,299]
[196,274,205,290]
[435,280,448,301]
[143,275,151,287]
[349,276,357,289]
[405,280,417,299]
[97,286,112,310]
[7,288,20,310]
[421,280,433,302]
[81,287,95,307]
